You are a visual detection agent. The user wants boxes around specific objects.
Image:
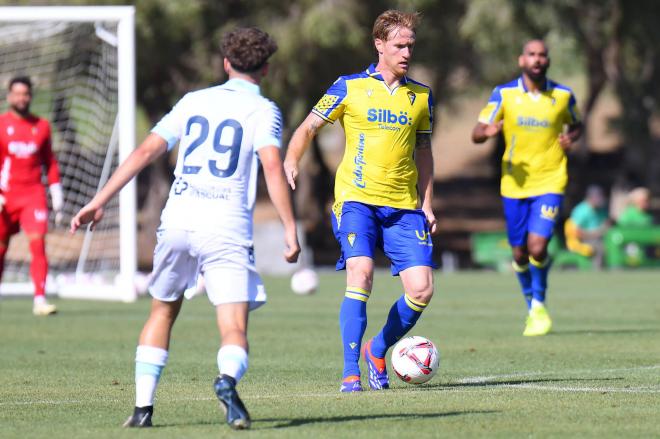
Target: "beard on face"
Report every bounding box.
[10,101,30,115]
[523,63,548,82]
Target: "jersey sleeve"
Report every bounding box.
[40,122,61,185]
[312,77,348,123]
[563,92,581,125]
[478,86,504,124]
[151,95,188,151]
[416,89,434,134]
[253,100,283,150]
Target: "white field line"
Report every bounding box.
[2,364,659,407]
[1,398,90,406]
[500,384,660,393]
[456,364,660,384]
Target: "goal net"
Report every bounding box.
[0,6,136,301]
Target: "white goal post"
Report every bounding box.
[0,6,136,302]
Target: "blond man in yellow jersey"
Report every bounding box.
[472,40,583,336]
[285,10,437,392]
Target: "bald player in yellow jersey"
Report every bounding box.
[472,40,583,336]
[285,10,438,392]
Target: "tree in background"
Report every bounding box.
[462,0,660,195]
[134,0,660,261]
[4,0,658,264]
[132,0,475,259]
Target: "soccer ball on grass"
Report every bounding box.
[391,336,439,384]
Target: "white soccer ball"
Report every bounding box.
[290,268,319,295]
[133,271,152,296]
[391,336,440,384]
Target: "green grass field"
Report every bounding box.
[1,271,659,438]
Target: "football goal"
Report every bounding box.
[0,6,136,301]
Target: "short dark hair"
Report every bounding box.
[220,27,277,73]
[8,75,32,92]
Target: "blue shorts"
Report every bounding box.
[502,194,563,246]
[331,201,436,275]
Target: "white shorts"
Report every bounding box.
[148,229,266,310]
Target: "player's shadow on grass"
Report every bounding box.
[259,410,499,429]
[550,328,659,335]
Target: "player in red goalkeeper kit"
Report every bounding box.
[0,76,63,315]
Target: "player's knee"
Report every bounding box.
[346,260,374,291]
[406,279,433,304]
[349,273,372,291]
[528,243,548,261]
[150,298,182,322]
[511,246,528,264]
[527,234,549,259]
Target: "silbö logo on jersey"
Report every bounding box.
[353,133,366,189]
[367,108,412,131]
[517,116,550,129]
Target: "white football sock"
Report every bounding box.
[217,345,248,383]
[135,345,169,407]
[531,299,545,309]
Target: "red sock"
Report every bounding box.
[29,238,47,297]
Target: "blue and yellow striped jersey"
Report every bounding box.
[313,64,433,209]
[478,77,580,198]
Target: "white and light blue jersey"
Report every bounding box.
[151,78,283,244]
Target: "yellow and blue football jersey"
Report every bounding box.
[478,77,580,198]
[313,64,433,209]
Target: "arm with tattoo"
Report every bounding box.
[415,133,438,234]
[415,133,432,150]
